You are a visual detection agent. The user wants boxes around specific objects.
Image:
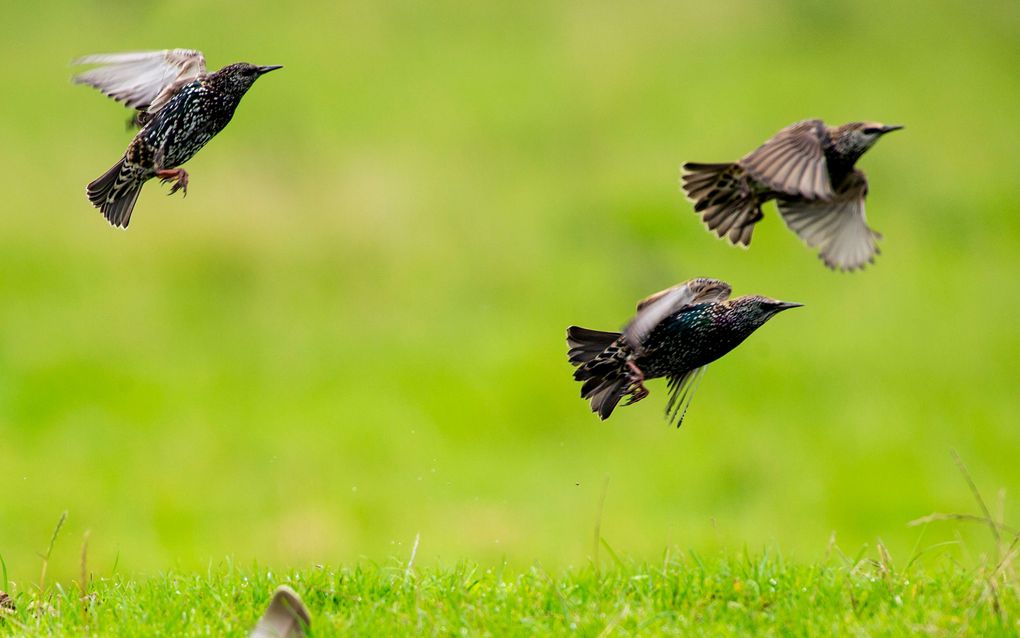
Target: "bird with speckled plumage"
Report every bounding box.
[567,278,801,426]
[681,119,902,271]
[73,49,282,228]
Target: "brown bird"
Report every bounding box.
[681,119,902,271]
[73,49,282,227]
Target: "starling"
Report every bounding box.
[566,278,801,426]
[680,119,902,271]
[249,586,310,638]
[73,49,283,227]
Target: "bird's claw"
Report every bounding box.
[623,360,649,405]
[624,382,649,406]
[167,180,188,197]
[156,169,189,197]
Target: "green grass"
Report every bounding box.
[4,475,1020,637]
[3,547,1019,636]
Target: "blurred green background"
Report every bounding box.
[1,1,1018,582]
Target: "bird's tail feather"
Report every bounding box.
[87,159,142,228]
[584,377,629,421]
[567,326,633,420]
[681,162,763,246]
[567,326,620,366]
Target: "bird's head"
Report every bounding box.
[730,295,803,327]
[213,62,283,95]
[837,121,903,157]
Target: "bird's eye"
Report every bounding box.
[242,68,256,76]
[862,127,881,135]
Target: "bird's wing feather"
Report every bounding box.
[777,169,881,271]
[72,49,206,113]
[624,278,731,351]
[740,119,834,199]
[248,586,310,638]
[664,366,707,427]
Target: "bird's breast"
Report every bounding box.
[135,86,237,168]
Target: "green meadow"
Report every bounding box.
[1,0,1019,633]
[6,555,1020,636]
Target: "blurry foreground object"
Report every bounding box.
[681,119,902,271]
[73,49,282,228]
[249,586,310,638]
[567,278,801,426]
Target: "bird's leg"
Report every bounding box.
[624,360,649,405]
[156,168,190,197]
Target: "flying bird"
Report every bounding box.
[681,119,902,271]
[567,278,801,426]
[73,49,282,227]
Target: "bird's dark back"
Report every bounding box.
[636,302,765,378]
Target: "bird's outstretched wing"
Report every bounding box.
[777,169,881,271]
[623,278,731,351]
[72,49,206,115]
[740,119,833,200]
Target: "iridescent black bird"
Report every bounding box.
[681,120,902,271]
[73,49,282,227]
[567,278,801,426]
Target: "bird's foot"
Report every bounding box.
[624,361,649,405]
[625,382,649,405]
[156,169,189,197]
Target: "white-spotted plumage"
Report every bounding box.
[75,51,281,228]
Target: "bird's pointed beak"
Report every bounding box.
[773,301,804,311]
[257,65,284,75]
[879,124,904,134]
